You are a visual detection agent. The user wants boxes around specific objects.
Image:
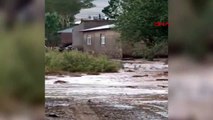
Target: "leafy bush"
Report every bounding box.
[45,51,120,73]
[133,41,168,60]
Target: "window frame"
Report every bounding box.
[86,35,92,45]
[100,34,106,45]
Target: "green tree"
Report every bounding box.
[102,0,168,60]
[45,0,95,29]
[45,12,61,46]
[103,0,168,59]
[102,0,122,19]
[45,0,95,16]
[45,0,95,46]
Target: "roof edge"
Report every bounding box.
[80,24,115,32]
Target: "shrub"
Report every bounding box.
[45,51,120,73]
[133,41,168,60]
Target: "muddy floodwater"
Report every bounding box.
[45,59,168,120]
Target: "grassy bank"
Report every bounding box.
[132,41,168,60]
[45,51,121,74]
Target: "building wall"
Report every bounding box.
[60,33,72,44]
[72,24,84,50]
[72,20,114,50]
[83,30,122,59]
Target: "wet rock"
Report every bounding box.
[153,72,168,77]
[125,69,135,72]
[87,72,100,75]
[132,74,148,77]
[126,86,138,88]
[88,99,92,103]
[157,85,168,88]
[48,113,59,118]
[156,79,168,81]
[164,71,168,74]
[54,80,67,84]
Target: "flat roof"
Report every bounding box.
[58,28,73,33]
[81,24,115,32]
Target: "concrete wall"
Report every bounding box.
[83,29,122,59]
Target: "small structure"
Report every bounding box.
[80,24,145,59]
[58,27,73,46]
[72,20,114,50]
[58,19,114,50]
[81,24,122,59]
[57,19,143,59]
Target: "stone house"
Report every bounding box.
[81,24,122,58]
[73,20,114,50]
[58,20,114,50]
[58,19,143,59]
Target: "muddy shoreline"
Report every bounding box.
[45,97,167,120]
[45,60,168,120]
